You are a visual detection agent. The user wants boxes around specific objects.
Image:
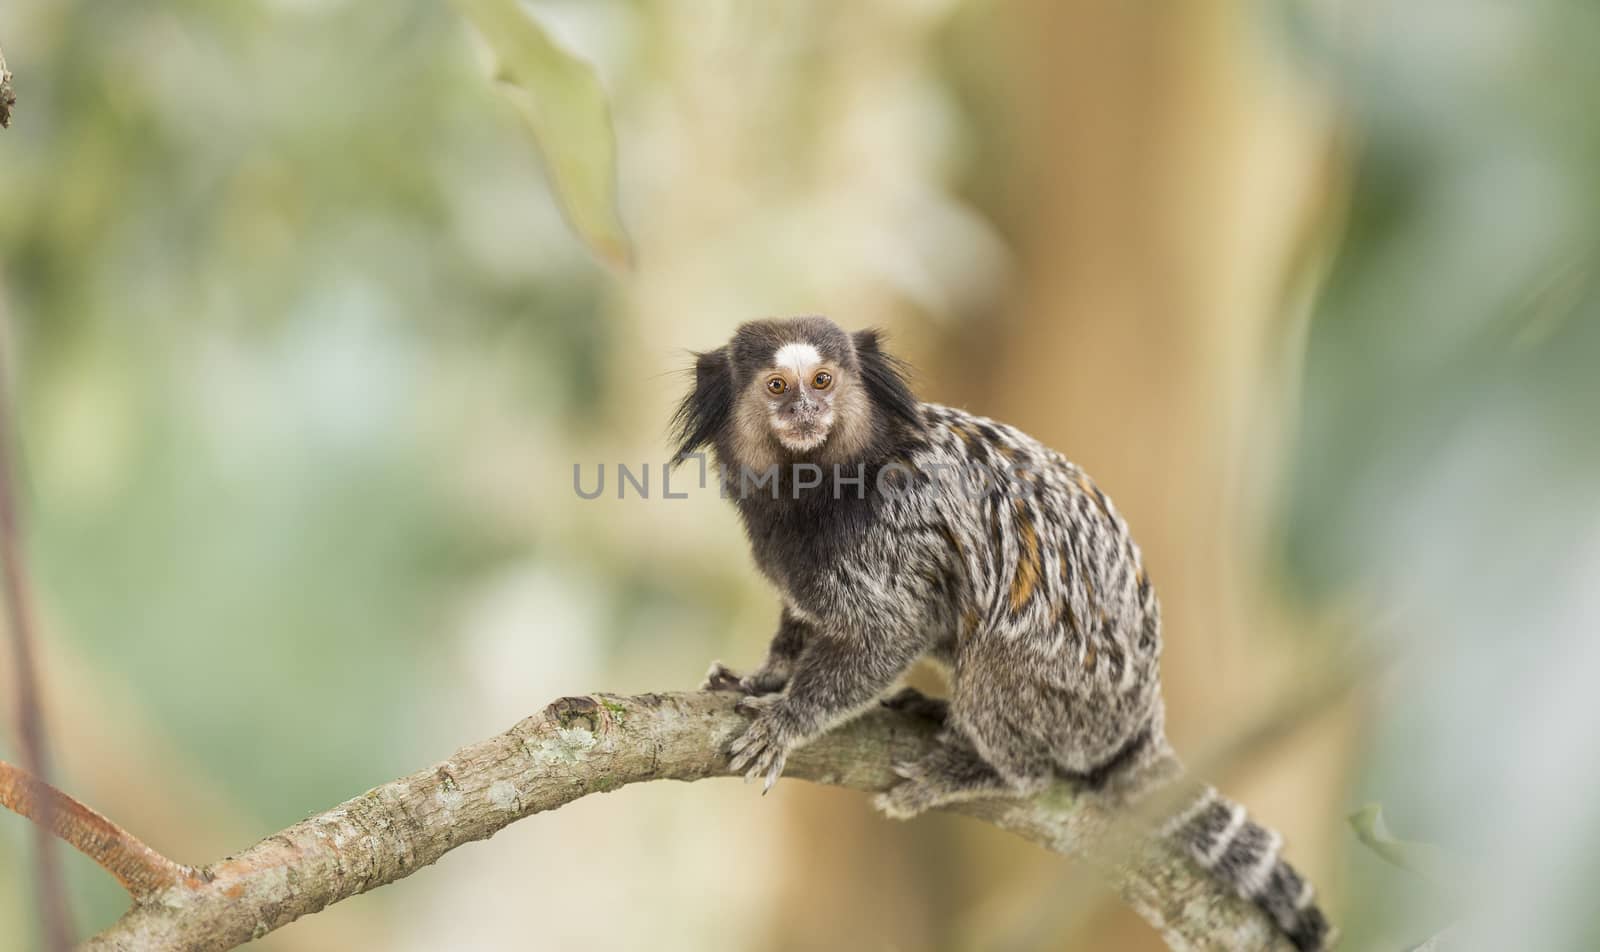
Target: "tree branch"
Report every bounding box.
[0,760,201,899]
[71,691,1289,951]
[0,44,15,128]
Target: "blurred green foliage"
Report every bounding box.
[1,0,1598,950]
[1277,0,1600,948]
[0,0,618,938]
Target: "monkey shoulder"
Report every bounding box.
[915,403,1073,485]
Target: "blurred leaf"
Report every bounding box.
[453,0,632,268]
[1349,804,1452,881]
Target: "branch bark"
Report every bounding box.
[73,691,1288,951]
[0,44,15,128]
[0,760,201,898]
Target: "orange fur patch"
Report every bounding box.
[1009,500,1042,613]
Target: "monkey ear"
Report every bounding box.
[852,329,922,430]
[670,346,735,465]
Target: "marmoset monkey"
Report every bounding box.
[674,315,1331,951]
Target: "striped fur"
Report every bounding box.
[681,318,1336,949]
[1175,786,1334,951]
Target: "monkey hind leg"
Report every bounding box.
[874,731,1047,820]
[880,686,951,725]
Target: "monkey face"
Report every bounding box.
[671,316,924,471]
[724,317,861,462]
[758,342,842,452]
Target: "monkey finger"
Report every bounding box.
[728,744,759,774]
[703,661,745,693]
[729,724,769,759]
[733,696,772,717]
[754,749,781,789]
[744,753,772,786]
[762,754,786,794]
[730,719,766,747]
[729,742,758,771]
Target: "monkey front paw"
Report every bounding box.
[727,695,800,792]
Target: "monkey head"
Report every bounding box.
[671,316,923,472]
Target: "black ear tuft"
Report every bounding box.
[852,329,922,431]
[670,346,734,465]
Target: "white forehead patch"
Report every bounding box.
[772,342,822,376]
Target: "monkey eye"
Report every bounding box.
[766,375,787,395]
[812,370,833,390]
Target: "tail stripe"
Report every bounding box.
[1261,863,1306,928]
[1169,789,1334,951]
[1202,802,1248,866]
[1295,877,1316,911]
[1238,827,1283,897]
[1160,784,1216,837]
[1188,799,1247,867]
[1261,860,1334,951]
[1214,820,1278,893]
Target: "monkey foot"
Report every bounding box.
[703,659,790,696]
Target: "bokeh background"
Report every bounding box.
[3,0,1598,949]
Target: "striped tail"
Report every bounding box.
[1163,785,1334,951]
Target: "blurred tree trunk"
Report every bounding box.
[612,0,1359,946]
[965,1,1355,946]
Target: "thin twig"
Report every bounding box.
[0,759,200,899]
[81,690,1296,952]
[0,330,73,948]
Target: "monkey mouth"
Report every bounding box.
[774,415,832,452]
